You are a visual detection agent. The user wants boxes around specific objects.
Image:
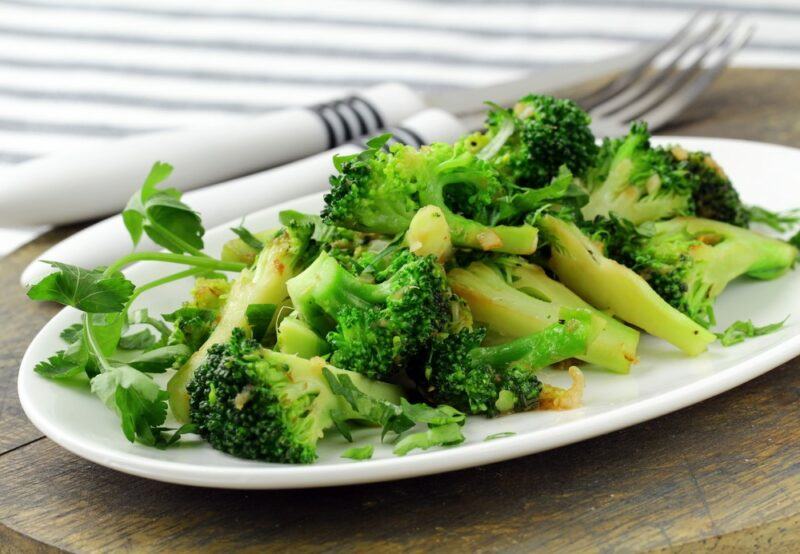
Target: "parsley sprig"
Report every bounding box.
[27,162,245,447]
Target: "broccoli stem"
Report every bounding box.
[469,311,589,369]
[277,317,331,358]
[169,232,304,422]
[449,262,639,373]
[541,215,716,355]
[286,251,392,331]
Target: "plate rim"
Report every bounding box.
[17,134,800,489]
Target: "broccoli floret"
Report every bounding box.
[169,223,315,423]
[164,307,218,352]
[580,124,751,227]
[580,122,696,225]
[448,258,639,373]
[287,249,452,379]
[463,95,598,188]
[598,216,798,327]
[414,309,592,415]
[673,148,749,227]
[187,329,402,463]
[540,215,717,355]
[322,138,539,255]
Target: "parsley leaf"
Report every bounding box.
[399,399,466,427]
[117,328,158,350]
[122,161,204,254]
[324,369,467,451]
[33,341,88,379]
[716,317,788,346]
[747,206,800,232]
[341,445,374,461]
[394,423,465,456]
[59,323,84,344]
[485,432,516,441]
[90,365,169,446]
[110,344,191,373]
[27,262,134,313]
[230,225,264,251]
[323,368,414,439]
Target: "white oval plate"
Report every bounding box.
[18,137,800,489]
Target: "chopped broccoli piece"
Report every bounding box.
[287,249,452,379]
[221,228,277,265]
[187,329,402,463]
[276,314,330,358]
[169,224,315,423]
[463,94,598,188]
[189,276,230,311]
[448,258,639,373]
[540,215,716,355]
[598,216,798,327]
[413,309,592,415]
[322,138,538,255]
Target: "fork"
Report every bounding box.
[580,14,755,137]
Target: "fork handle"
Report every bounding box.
[0,83,426,226]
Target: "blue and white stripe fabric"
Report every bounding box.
[1,0,798,255]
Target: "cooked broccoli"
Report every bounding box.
[580,122,696,225]
[413,308,592,415]
[462,94,598,188]
[169,223,315,423]
[597,216,798,327]
[322,137,538,255]
[287,249,452,379]
[540,215,717,355]
[187,329,402,463]
[580,123,750,227]
[188,276,231,311]
[276,314,330,358]
[163,307,218,352]
[672,147,749,227]
[448,258,639,373]
[221,228,277,265]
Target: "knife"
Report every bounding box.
[20,109,466,286]
[1,51,646,227]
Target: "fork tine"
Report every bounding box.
[635,24,754,131]
[597,16,742,124]
[588,14,725,117]
[577,12,707,111]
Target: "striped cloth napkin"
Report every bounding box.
[2,0,798,257]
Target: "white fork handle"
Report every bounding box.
[0,83,426,226]
[21,109,466,287]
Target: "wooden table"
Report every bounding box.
[2,68,800,553]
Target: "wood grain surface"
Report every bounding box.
[2,68,800,553]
